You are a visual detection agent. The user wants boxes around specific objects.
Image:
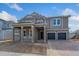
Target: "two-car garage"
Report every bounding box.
[48,32,67,40]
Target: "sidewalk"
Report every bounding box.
[0,51,41,56]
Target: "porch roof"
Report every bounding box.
[12,22,47,27]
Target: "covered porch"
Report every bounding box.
[13,23,47,43]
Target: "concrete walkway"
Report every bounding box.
[0,51,41,56]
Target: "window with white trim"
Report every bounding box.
[52,18,61,26]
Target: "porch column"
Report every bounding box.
[29,29,31,40]
[44,26,47,43]
[29,29,30,39]
[55,32,58,40]
[32,25,34,42]
[13,27,15,41]
[21,26,23,42]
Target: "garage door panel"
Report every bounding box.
[58,33,66,40]
[48,33,55,40]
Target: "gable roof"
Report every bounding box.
[19,12,47,23]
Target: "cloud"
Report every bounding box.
[62,8,79,22]
[62,8,78,16]
[6,3,23,11]
[62,8,79,32]
[69,15,79,21]
[0,11,17,22]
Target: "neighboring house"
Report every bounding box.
[0,19,15,40]
[75,30,79,35]
[70,30,79,39]
[13,12,70,42]
[0,19,14,30]
[69,32,76,39]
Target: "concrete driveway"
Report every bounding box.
[47,40,79,56]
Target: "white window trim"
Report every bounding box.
[52,18,61,26]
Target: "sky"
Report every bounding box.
[0,3,79,32]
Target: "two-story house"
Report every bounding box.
[13,12,70,42]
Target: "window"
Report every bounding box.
[52,18,61,26]
[53,19,56,25]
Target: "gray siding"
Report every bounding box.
[0,19,14,30]
[63,17,68,29]
[47,17,68,29]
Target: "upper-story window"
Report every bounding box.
[52,18,61,26]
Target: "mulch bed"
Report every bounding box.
[0,41,47,55]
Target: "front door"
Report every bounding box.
[38,30,44,40]
[40,31,44,39]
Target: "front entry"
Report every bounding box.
[40,31,44,39]
[35,27,44,42]
[38,30,44,40]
